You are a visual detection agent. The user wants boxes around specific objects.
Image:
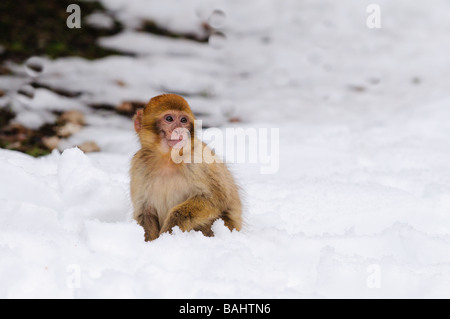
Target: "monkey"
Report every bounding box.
[130,94,242,241]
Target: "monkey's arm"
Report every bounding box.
[160,195,220,236]
[142,211,160,241]
[133,204,160,241]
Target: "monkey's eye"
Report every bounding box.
[165,115,174,122]
[180,117,187,123]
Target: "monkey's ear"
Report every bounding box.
[133,109,144,132]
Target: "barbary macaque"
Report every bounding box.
[130,94,242,241]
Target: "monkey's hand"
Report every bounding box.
[160,195,220,237]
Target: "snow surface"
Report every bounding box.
[1,0,450,298]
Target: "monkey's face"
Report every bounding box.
[156,110,193,150]
[134,94,196,152]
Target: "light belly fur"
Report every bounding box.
[146,173,192,226]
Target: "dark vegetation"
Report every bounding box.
[0,0,126,156]
[0,0,215,156]
[0,0,123,62]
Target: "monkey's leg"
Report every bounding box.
[220,208,242,232]
[160,196,221,236]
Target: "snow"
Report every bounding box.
[1,0,450,298]
[85,12,116,30]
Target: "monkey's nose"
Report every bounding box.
[171,128,188,140]
[170,131,183,140]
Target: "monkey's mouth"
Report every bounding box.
[167,138,186,148]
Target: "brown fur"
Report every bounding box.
[130,94,242,241]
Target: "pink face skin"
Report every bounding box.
[158,111,192,149]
